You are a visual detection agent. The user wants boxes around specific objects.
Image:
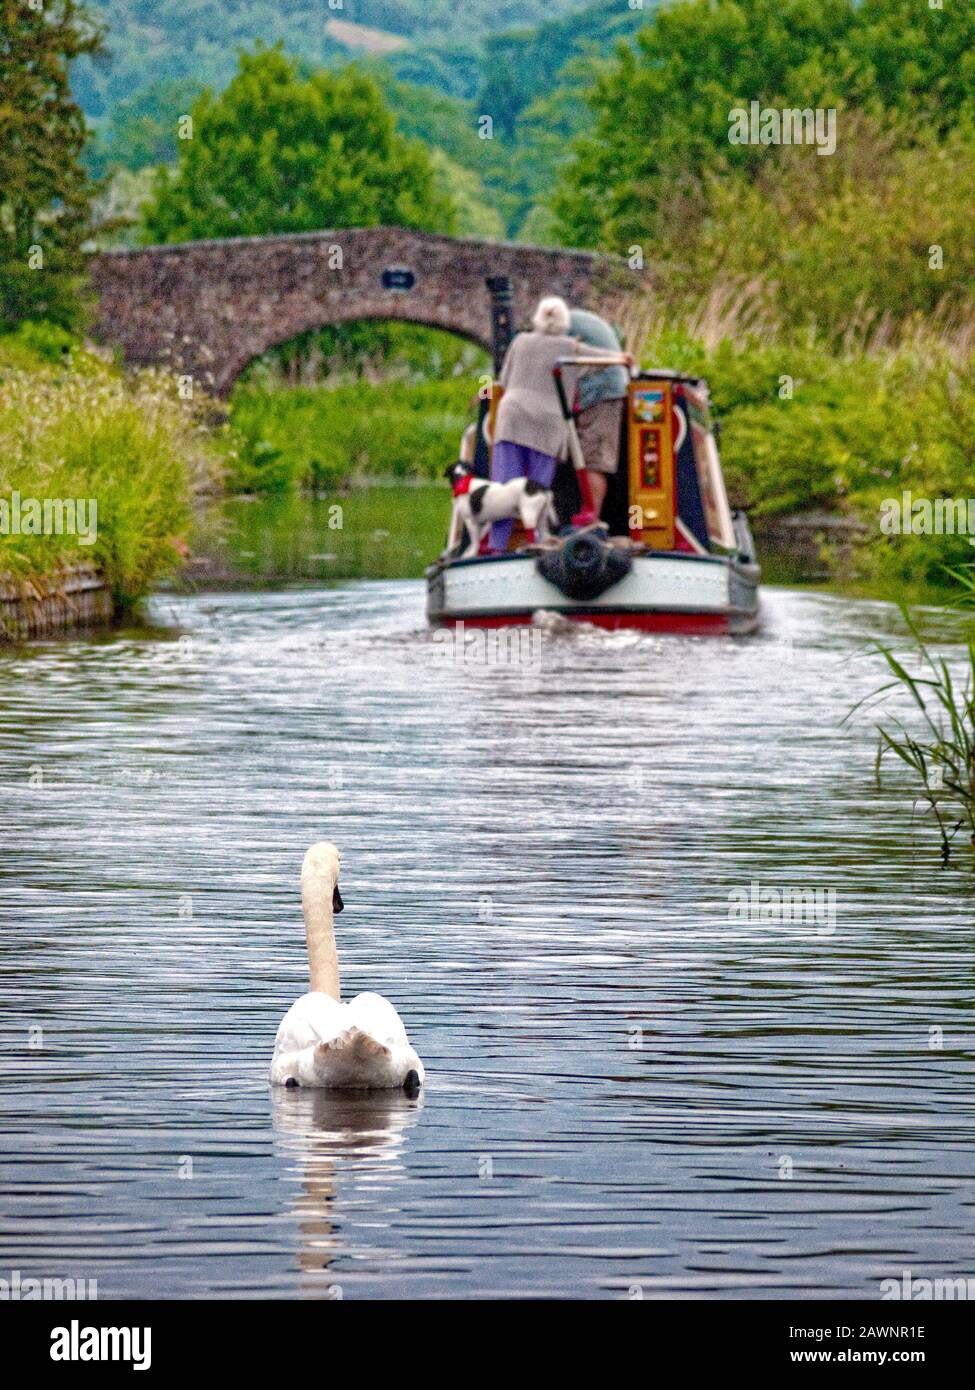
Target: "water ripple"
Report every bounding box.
[1,583,973,1298]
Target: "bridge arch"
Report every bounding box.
[249,305,492,370]
[89,227,625,395]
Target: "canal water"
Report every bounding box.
[1,577,973,1299]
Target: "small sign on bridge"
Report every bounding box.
[381,266,416,292]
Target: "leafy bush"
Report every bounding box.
[649,119,975,345]
[0,334,225,607]
[636,313,975,593]
[228,377,477,493]
[241,321,488,390]
[2,320,79,366]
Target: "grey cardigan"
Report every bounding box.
[495,332,621,459]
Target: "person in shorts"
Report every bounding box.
[569,309,629,518]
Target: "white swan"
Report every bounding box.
[269,842,424,1093]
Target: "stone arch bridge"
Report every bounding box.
[89,227,628,395]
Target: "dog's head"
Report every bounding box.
[445,459,474,485]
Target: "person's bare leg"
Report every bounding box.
[587,470,608,517]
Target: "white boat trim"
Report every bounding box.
[427,548,760,633]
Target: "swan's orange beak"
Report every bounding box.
[332,883,344,914]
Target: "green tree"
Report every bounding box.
[478,29,539,141]
[374,73,519,231]
[553,0,975,251]
[142,48,456,243]
[668,116,975,340]
[0,0,103,330]
[477,0,642,144]
[428,151,504,240]
[86,78,204,178]
[554,0,857,250]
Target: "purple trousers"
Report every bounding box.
[489,441,557,551]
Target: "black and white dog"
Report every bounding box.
[444,461,556,558]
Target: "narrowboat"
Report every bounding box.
[426,358,760,635]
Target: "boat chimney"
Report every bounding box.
[486,275,514,376]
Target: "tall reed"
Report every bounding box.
[854,594,975,862]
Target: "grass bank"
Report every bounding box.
[625,292,975,598]
[228,377,477,494]
[0,323,226,616]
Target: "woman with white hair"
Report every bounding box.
[488,295,630,552]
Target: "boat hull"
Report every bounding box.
[426,550,761,635]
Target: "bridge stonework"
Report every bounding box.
[89,228,627,394]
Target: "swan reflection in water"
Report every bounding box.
[271,1085,424,1296]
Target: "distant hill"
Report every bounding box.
[324,19,410,57]
[74,0,592,115]
[78,0,657,239]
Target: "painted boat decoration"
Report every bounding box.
[426,364,760,635]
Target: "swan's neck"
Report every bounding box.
[302,876,340,1000]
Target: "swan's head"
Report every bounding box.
[301,841,344,913]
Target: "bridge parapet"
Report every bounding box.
[89,227,626,394]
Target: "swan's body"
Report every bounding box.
[270,990,424,1089]
[269,843,424,1091]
